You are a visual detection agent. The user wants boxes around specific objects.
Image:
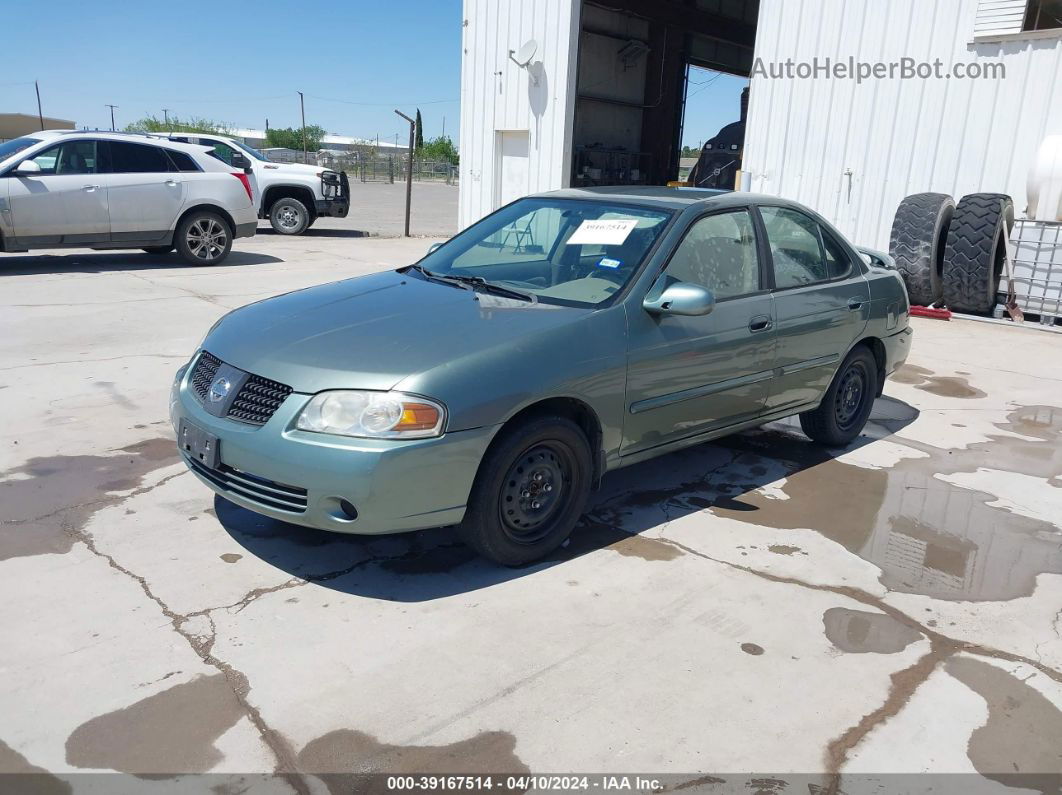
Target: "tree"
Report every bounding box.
[414,109,424,150]
[125,115,231,134]
[418,135,458,165]
[264,124,326,152]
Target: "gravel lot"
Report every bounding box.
[1,225,1061,792]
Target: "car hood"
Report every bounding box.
[261,161,325,175]
[203,270,592,393]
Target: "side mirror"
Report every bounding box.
[13,160,41,175]
[427,242,443,254]
[643,280,716,317]
[231,152,253,174]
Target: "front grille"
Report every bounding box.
[185,455,308,513]
[190,351,221,401]
[189,351,292,426]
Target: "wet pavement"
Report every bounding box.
[1,236,1060,793]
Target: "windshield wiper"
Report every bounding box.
[400,263,472,291]
[442,274,536,303]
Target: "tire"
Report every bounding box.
[942,193,1013,314]
[799,346,879,447]
[269,197,311,235]
[174,211,232,266]
[888,193,954,306]
[141,245,174,255]
[457,416,592,566]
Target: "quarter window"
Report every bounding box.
[108,141,172,173]
[760,206,830,288]
[821,228,852,279]
[165,150,199,172]
[665,210,760,299]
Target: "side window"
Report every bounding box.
[821,229,852,279]
[664,210,760,299]
[760,206,830,288]
[27,141,98,175]
[26,144,62,174]
[108,142,172,173]
[165,150,199,172]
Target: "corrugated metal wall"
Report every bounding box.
[459,0,581,229]
[743,0,1062,249]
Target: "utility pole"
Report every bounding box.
[106,104,118,131]
[394,110,416,237]
[298,91,307,164]
[35,81,44,130]
[442,116,446,139]
[162,108,171,126]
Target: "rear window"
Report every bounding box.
[108,141,171,173]
[165,149,199,172]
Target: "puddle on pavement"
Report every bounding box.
[0,738,71,793]
[296,729,528,795]
[822,607,922,654]
[65,673,243,777]
[0,438,178,562]
[586,403,1062,601]
[946,657,1062,788]
[565,517,683,562]
[891,364,987,399]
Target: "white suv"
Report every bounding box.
[0,131,258,265]
[150,133,349,235]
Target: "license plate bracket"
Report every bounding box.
[178,419,220,470]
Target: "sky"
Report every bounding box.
[2,1,741,152]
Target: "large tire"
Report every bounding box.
[799,346,879,447]
[942,193,1013,314]
[269,197,311,235]
[174,211,232,266]
[457,416,592,566]
[888,193,954,306]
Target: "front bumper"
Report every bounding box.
[170,362,498,535]
[315,198,349,218]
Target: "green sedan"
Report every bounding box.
[171,187,912,565]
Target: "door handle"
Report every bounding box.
[81,185,100,192]
[748,316,773,332]
[164,179,181,186]
[847,298,866,311]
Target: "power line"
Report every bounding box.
[308,93,458,107]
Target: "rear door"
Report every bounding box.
[757,205,870,412]
[103,140,186,241]
[622,207,776,455]
[7,139,109,245]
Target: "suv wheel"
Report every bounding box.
[269,197,310,235]
[799,346,879,447]
[457,416,592,566]
[175,212,232,266]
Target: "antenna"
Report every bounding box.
[508,39,540,84]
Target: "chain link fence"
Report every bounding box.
[317,151,458,185]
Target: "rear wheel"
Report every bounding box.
[269,197,311,235]
[457,416,592,566]
[799,347,879,447]
[175,212,232,266]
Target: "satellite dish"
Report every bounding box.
[510,39,538,67]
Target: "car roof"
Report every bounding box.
[534,186,805,212]
[22,129,212,155]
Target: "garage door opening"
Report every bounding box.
[570,0,759,189]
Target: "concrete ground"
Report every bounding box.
[1,231,1061,794]
[281,181,458,239]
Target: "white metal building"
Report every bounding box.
[459,0,1062,248]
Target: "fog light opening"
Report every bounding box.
[338,499,359,521]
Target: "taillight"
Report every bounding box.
[231,172,253,202]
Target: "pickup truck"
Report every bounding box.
[150,133,349,235]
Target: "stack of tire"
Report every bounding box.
[889,192,1014,313]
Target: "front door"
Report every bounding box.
[7,139,109,245]
[103,140,186,241]
[623,208,776,455]
[494,131,529,209]
[757,205,870,412]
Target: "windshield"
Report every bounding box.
[231,139,270,162]
[417,198,672,307]
[0,137,42,165]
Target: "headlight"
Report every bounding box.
[296,390,446,439]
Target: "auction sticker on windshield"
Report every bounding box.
[568,218,638,245]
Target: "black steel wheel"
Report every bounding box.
[800,346,879,447]
[458,416,592,566]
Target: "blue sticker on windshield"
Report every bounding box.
[597,257,621,269]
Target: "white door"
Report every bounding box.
[494,131,530,209]
[7,139,109,244]
[105,140,186,239]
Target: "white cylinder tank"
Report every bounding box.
[1027,135,1062,222]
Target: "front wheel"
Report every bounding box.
[175,212,232,266]
[457,416,592,566]
[269,197,311,235]
[799,347,878,447]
